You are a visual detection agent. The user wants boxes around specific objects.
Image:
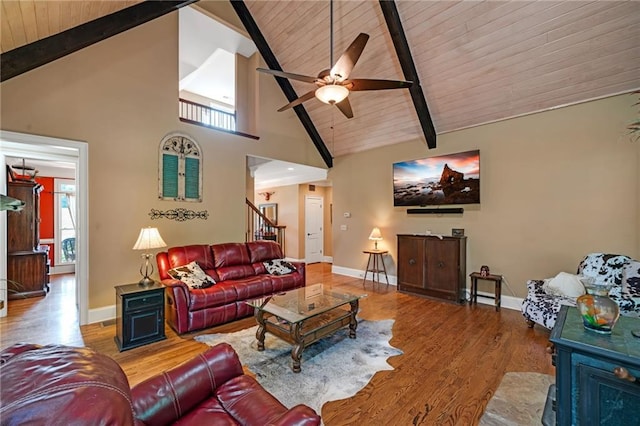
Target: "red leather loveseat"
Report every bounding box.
[0,342,321,425]
[157,240,305,334]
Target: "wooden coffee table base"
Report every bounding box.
[255,300,359,373]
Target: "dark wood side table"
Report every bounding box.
[469,272,503,311]
[362,249,389,286]
[115,282,166,351]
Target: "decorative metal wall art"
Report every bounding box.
[149,208,209,222]
[158,133,203,202]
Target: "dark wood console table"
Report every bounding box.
[397,234,466,303]
[546,306,640,425]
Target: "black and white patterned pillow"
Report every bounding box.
[263,259,297,276]
[168,261,216,289]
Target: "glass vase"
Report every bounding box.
[576,278,620,334]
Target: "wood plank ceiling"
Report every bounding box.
[0,1,141,53]
[1,1,639,159]
[245,0,640,157]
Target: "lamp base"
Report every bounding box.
[138,277,155,287]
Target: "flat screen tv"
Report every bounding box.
[393,150,480,207]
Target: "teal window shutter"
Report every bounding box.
[184,157,199,200]
[159,134,202,202]
[162,154,179,198]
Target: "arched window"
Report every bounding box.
[158,133,202,202]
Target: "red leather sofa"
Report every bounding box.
[0,342,321,425]
[157,241,305,334]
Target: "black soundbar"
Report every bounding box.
[407,208,464,214]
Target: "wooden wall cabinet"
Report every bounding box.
[397,234,466,303]
[7,180,50,298]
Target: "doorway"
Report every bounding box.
[0,131,88,324]
[305,196,324,264]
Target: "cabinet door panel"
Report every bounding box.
[577,363,640,425]
[397,236,425,289]
[425,239,459,294]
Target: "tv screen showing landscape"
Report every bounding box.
[393,150,480,207]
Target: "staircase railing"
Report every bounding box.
[246,198,286,255]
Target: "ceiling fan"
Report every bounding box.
[257,2,412,119]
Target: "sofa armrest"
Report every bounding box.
[289,261,305,281]
[0,342,41,365]
[132,343,244,425]
[267,405,321,426]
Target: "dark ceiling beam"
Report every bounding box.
[379,0,436,149]
[230,0,333,168]
[1,0,197,83]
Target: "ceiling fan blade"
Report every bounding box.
[256,68,318,84]
[330,33,369,81]
[345,78,413,91]
[335,97,354,119]
[277,90,317,112]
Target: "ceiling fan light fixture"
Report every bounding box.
[315,84,349,105]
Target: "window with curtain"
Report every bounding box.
[159,134,202,202]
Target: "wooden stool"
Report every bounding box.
[469,272,503,311]
[362,249,389,287]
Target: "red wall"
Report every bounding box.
[36,177,55,266]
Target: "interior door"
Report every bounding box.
[305,196,323,263]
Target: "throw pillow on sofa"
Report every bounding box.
[263,259,297,276]
[542,272,586,298]
[168,261,216,289]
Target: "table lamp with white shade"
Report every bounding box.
[132,227,167,286]
[368,227,383,250]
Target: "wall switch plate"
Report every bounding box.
[340,225,348,231]
[343,212,351,218]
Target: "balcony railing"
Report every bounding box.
[179,98,236,132]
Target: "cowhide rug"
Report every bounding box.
[195,319,402,416]
[479,372,554,425]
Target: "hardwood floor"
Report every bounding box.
[0,263,555,425]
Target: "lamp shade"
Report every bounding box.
[133,227,167,251]
[369,227,383,241]
[315,84,349,104]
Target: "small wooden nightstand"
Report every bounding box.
[469,272,503,311]
[115,282,166,351]
[363,249,389,286]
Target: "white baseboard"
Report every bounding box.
[466,289,523,311]
[88,305,115,324]
[50,264,75,275]
[322,256,333,263]
[331,265,398,286]
[331,265,523,311]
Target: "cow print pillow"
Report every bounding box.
[168,261,216,289]
[263,259,297,276]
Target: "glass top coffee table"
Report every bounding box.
[246,284,366,373]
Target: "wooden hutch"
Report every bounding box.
[6,174,50,299]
